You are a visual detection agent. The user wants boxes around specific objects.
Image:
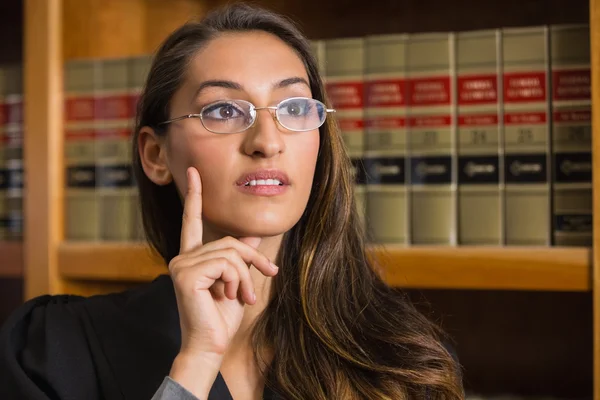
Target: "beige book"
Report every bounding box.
[456,29,502,245]
[128,54,153,241]
[309,40,326,77]
[550,24,592,246]
[407,32,456,245]
[4,64,24,241]
[364,33,409,245]
[95,57,136,242]
[65,59,100,241]
[0,66,6,240]
[502,26,551,245]
[324,38,366,225]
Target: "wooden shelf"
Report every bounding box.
[371,245,591,291]
[0,241,24,278]
[57,242,591,291]
[58,242,166,282]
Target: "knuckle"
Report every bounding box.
[224,248,239,260]
[223,236,237,246]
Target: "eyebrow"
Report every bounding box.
[192,76,311,99]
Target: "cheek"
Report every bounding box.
[167,133,236,197]
[296,132,320,183]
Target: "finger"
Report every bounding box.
[180,238,279,278]
[173,249,258,304]
[218,259,240,301]
[180,167,203,253]
[181,248,256,304]
[173,257,239,299]
[239,237,262,250]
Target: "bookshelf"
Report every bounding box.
[18,0,598,397]
[57,242,591,291]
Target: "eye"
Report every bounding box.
[279,98,312,117]
[202,101,246,120]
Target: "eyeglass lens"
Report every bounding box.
[201,98,326,133]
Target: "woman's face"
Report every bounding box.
[160,31,320,240]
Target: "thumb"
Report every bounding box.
[238,236,262,249]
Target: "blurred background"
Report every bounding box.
[0,0,597,398]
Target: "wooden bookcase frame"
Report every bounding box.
[3,0,596,396]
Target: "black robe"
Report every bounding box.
[0,274,279,400]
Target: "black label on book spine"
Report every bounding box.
[458,155,500,184]
[7,167,24,189]
[0,218,9,229]
[364,156,406,185]
[554,152,592,183]
[67,166,97,188]
[97,165,133,188]
[351,158,367,186]
[555,214,592,232]
[0,169,8,189]
[410,156,452,185]
[504,154,548,184]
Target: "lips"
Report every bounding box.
[235,169,290,187]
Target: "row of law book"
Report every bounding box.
[0,64,24,241]
[311,23,592,246]
[19,23,592,246]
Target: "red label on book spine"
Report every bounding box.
[408,115,452,127]
[458,114,499,126]
[365,79,406,107]
[553,109,591,122]
[338,119,365,130]
[409,76,451,106]
[552,69,591,101]
[0,103,6,125]
[65,129,96,140]
[457,74,498,105]
[325,82,364,109]
[95,94,133,120]
[503,72,546,103]
[366,117,406,129]
[66,97,95,121]
[504,111,547,124]
[6,100,23,124]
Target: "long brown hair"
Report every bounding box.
[132,3,464,399]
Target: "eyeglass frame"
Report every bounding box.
[157,96,336,134]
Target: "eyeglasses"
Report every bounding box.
[158,97,335,134]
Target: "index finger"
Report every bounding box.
[180,167,203,253]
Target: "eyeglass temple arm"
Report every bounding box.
[158,114,201,126]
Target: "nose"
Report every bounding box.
[242,108,285,158]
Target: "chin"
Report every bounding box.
[221,212,301,238]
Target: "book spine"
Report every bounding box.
[0,66,6,240]
[4,64,24,241]
[95,58,135,242]
[364,33,409,245]
[550,24,592,246]
[502,26,551,246]
[456,29,502,245]
[64,59,100,241]
[128,55,152,241]
[407,32,456,245]
[310,40,326,77]
[324,38,366,225]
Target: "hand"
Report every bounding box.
[168,167,279,397]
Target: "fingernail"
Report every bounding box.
[270,262,279,271]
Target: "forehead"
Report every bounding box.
[187,31,309,85]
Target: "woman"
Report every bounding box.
[0,3,464,399]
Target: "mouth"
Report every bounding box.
[236,169,290,187]
[236,169,290,196]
